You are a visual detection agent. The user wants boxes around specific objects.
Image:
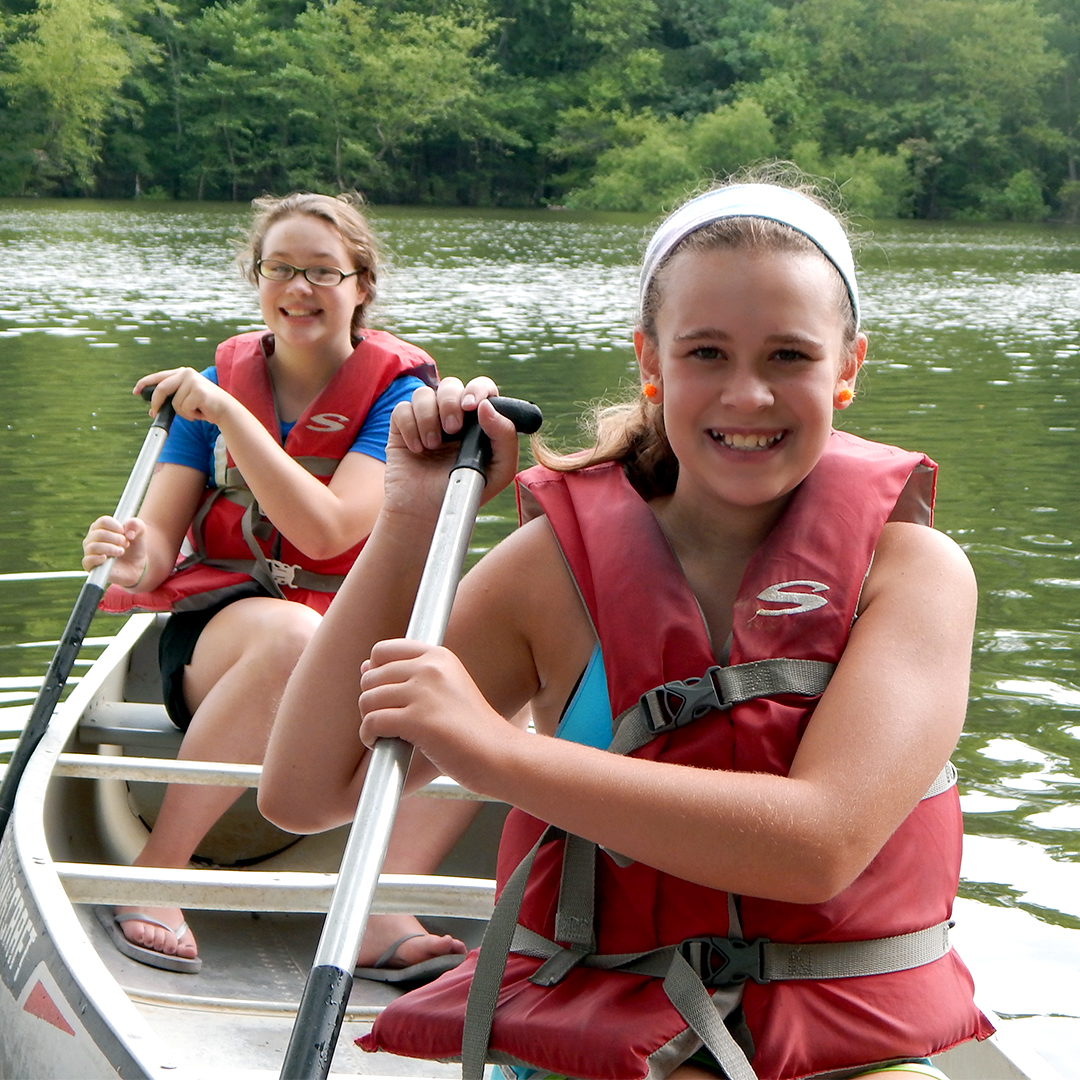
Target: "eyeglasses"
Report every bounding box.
[255,259,361,287]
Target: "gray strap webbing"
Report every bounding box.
[227,458,338,482]
[510,920,952,984]
[664,951,757,1080]
[467,836,951,1080]
[611,658,835,757]
[192,482,344,597]
[760,921,952,981]
[208,453,345,599]
[198,557,344,594]
[531,831,597,986]
[239,496,287,599]
[461,828,559,1080]
[553,832,596,950]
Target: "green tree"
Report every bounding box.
[980,168,1050,220]
[652,0,779,116]
[0,0,153,193]
[689,97,776,178]
[283,0,516,202]
[177,0,292,199]
[564,111,696,211]
[1039,0,1080,197]
[755,0,1063,216]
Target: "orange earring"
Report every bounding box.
[643,382,658,399]
[836,387,855,406]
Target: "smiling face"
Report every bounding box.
[637,244,864,516]
[256,213,368,364]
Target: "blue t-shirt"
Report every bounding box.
[159,366,424,480]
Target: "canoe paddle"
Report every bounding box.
[0,387,174,837]
[280,395,542,1080]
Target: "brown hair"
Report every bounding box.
[240,191,380,342]
[533,178,858,500]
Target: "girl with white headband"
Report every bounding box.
[263,178,992,1079]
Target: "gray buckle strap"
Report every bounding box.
[511,920,952,986]
[529,945,591,987]
[642,659,836,734]
[759,920,952,981]
[238,498,287,599]
[663,951,757,1080]
[610,658,835,757]
[716,658,834,709]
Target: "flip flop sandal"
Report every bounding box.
[354,932,465,987]
[95,905,202,974]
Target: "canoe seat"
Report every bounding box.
[78,700,183,753]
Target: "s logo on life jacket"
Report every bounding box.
[756,580,829,616]
[306,413,349,433]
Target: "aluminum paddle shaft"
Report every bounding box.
[0,390,174,836]
[281,396,542,1080]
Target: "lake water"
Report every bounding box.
[1,200,1078,1074]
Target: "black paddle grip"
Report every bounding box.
[280,964,352,1079]
[449,395,543,477]
[140,383,176,432]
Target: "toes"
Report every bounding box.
[117,910,198,959]
[394,933,466,967]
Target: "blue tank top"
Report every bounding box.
[553,643,610,749]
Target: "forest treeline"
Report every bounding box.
[1,0,1078,219]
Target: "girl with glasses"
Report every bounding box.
[81,191,492,980]
[263,175,993,1079]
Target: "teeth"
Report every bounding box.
[711,431,782,449]
[283,308,317,316]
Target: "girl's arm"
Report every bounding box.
[138,368,496,560]
[352,519,976,906]
[258,393,524,830]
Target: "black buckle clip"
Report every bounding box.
[641,667,726,734]
[680,936,770,987]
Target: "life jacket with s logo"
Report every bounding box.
[101,330,437,616]
[361,431,993,1080]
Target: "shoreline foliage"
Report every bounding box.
[0,0,1076,219]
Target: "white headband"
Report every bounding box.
[638,184,860,327]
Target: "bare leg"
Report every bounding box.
[116,597,321,961]
[117,596,484,969]
[353,712,533,969]
[354,794,482,969]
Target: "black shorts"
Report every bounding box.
[158,584,270,731]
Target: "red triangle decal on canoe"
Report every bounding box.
[23,980,75,1036]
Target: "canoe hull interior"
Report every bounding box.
[0,614,500,1078]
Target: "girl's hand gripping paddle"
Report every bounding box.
[280,396,542,1080]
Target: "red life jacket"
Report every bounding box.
[102,330,437,616]
[361,431,993,1080]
